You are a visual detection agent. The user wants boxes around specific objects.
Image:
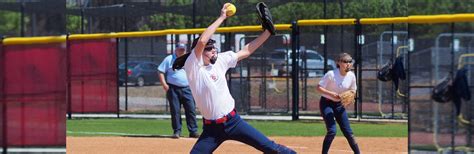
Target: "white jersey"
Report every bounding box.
[184,50,238,120]
[318,69,357,102]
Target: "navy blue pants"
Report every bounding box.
[320,97,360,154]
[167,84,198,134]
[190,111,296,154]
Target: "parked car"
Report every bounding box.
[118,61,160,86]
[267,49,290,76]
[269,48,337,76]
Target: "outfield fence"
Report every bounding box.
[1,11,474,153]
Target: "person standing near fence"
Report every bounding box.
[316,53,360,154]
[158,43,199,139]
[172,3,295,154]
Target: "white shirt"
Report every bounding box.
[184,50,238,120]
[318,68,357,102]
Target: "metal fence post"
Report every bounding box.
[407,23,412,153]
[354,19,362,120]
[20,2,25,37]
[1,35,7,154]
[122,4,129,111]
[450,22,455,154]
[116,38,120,118]
[80,7,85,34]
[339,0,344,52]
[66,34,72,119]
[323,0,328,73]
[390,24,395,118]
[291,21,299,121]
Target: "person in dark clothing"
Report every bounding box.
[452,67,471,125]
[392,56,406,91]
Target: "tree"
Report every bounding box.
[0,11,21,36]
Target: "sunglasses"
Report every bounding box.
[204,46,216,51]
[341,60,353,63]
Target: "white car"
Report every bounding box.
[269,49,337,77]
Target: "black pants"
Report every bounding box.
[320,97,360,154]
[167,84,198,134]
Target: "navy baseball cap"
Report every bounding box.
[176,43,186,49]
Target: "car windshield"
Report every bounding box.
[305,53,322,60]
[271,49,325,61]
[271,52,287,59]
[119,62,139,69]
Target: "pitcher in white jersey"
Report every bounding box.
[172,3,296,154]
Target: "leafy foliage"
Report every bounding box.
[0,11,20,36]
[0,0,472,36]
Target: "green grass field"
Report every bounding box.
[67,118,407,137]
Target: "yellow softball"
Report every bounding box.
[226,3,236,17]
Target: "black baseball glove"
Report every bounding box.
[377,60,393,82]
[256,2,276,35]
[172,52,191,70]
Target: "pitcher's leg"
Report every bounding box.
[190,125,226,154]
[320,98,337,154]
[334,105,360,154]
[226,116,296,154]
[180,87,198,134]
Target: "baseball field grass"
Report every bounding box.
[67,118,407,137]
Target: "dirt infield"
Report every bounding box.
[67,136,407,153]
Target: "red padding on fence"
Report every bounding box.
[0,42,4,148]
[69,39,117,113]
[2,43,66,146]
